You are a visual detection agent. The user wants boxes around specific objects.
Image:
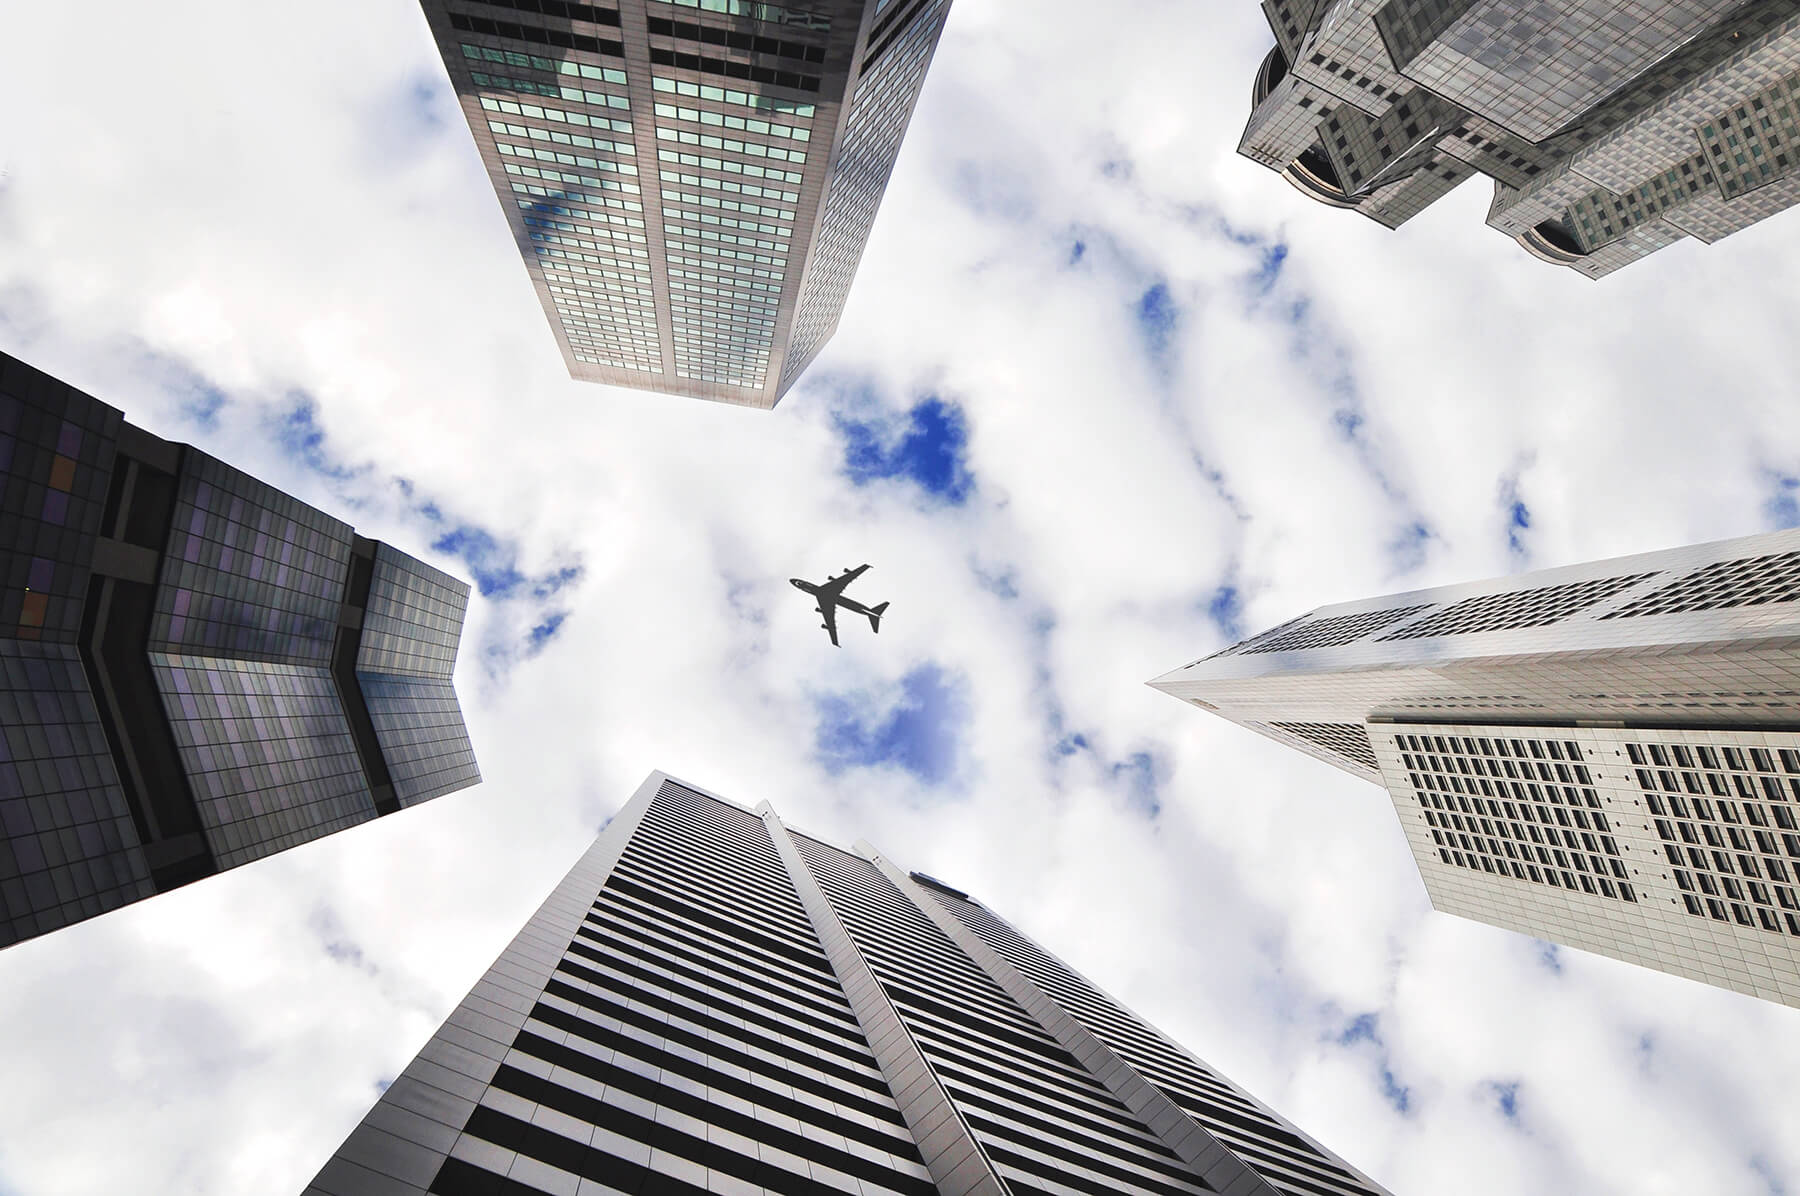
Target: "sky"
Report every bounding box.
[3,1,1800,1193]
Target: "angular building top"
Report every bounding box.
[1242,1,1800,277]
[304,771,1392,1196]
[1152,528,1800,1009]
[420,0,953,408]
[0,350,480,948]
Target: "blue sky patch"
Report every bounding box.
[1765,471,1800,529]
[1137,281,1179,366]
[1487,1080,1521,1124]
[814,663,968,787]
[1535,941,1563,975]
[1110,750,1163,819]
[838,397,974,505]
[1206,583,1244,644]
[432,525,530,599]
[1333,1012,1414,1115]
[269,394,362,482]
[1387,520,1435,576]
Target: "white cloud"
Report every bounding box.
[3,1,1800,1194]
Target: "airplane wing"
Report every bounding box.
[817,563,870,598]
[816,602,840,647]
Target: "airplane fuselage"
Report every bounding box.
[791,568,888,645]
[790,578,878,618]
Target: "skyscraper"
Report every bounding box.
[1151,528,1800,1009]
[420,0,952,408]
[0,350,481,949]
[304,772,1392,1196]
[1242,2,1800,277]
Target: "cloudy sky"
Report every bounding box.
[5,1,1800,1193]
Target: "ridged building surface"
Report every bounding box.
[0,350,480,948]
[1241,1,1800,276]
[420,0,952,407]
[1152,527,1800,1009]
[304,772,1391,1196]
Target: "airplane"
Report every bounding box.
[791,564,888,647]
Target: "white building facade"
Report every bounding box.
[1152,529,1800,1008]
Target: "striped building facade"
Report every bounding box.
[304,772,1390,1196]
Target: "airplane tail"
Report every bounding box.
[867,602,889,633]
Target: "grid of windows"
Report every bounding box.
[0,358,121,645]
[429,0,953,405]
[358,546,469,677]
[1603,550,1800,619]
[1236,605,1432,654]
[421,781,934,1196]
[932,887,1388,1196]
[0,642,150,947]
[1242,0,1800,277]
[1628,740,1800,936]
[150,654,374,870]
[1377,574,1657,640]
[467,0,621,25]
[653,0,833,31]
[1698,70,1800,201]
[149,453,354,664]
[781,0,947,389]
[796,831,1211,1196]
[1399,732,1637,903]
[654,81,804,390]
[355,546,480,807]
[447,9,624,57]
[460,32,665,373]
[309,776,1390,1196]
[1271,721,1379,771]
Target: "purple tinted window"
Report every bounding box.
[172,589,191,616]
[0,434,13,472]
[56,421,82,457]
[26,558,54,591]
[39,490,68,525]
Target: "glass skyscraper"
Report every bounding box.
[420,0,952,408]
[0,350,481,948]
[1242,1,1800,277]
[1152,528,1800,1010]
[304,772,1392,1196]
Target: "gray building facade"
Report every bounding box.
[420,0,952,408]
[1242,1,1800,277]
[1152,528,1800,1008]
[304,772,1392,1196]
[0,350,480,948]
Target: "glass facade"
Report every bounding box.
[0,349,480,948]
[0,642,150,945]
[304,773,1392,1196]
[0,356,150,945]
[145,452,381,869]
[1241,0,1800,276]
[355,545,481,806]
[421,0,953,407]
[1152,526,1800,1011]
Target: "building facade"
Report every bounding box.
[304,772,1392,1196]
[1152,528,1800,1008]
[0,350,480,948]
[1242,1,1800,277]
[420,0,952,408]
